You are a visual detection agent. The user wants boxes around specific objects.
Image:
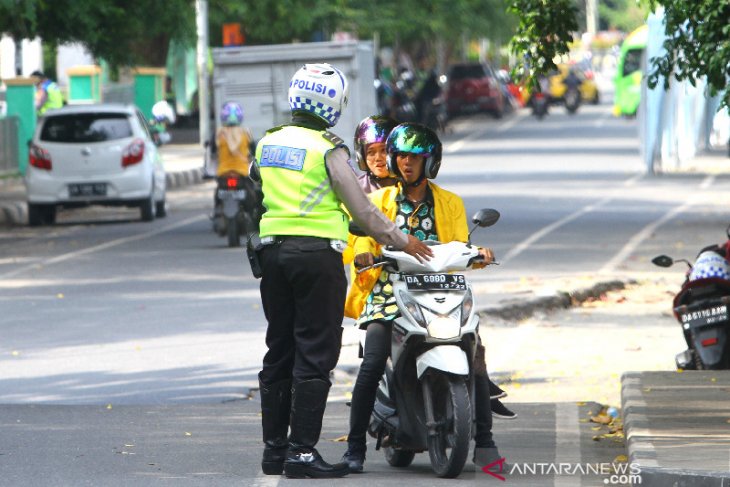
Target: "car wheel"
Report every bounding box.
[155,198,167,218]
[140,192,156,222]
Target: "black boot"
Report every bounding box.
[284,379,349,479]
[260,378,291,475]
[341,442,366,473]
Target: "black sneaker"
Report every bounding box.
[491,399,517,419]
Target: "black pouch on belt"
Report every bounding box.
[246,238,263,279]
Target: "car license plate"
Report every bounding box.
[404,274,466,291]
[69,183,107,197]
[217,189,246,200]
[680,304,729,328]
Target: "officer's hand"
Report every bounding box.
[402,235,433,262]
[472,247,494,269]
[354,252,375,269]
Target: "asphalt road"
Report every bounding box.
[2,99,729,485]
[2,101,728,403]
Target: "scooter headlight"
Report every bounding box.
[427,316,461,339]
[399,291,427,327]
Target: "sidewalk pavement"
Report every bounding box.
[0,144,206,227]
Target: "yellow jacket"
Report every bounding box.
[216,127,251,176]
[344,182,468,319]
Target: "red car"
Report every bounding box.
[446,62,505,119]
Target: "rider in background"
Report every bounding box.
[341,122,505,473]
[216,102,254,177]
[31,70,63,116]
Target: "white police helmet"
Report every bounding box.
[288,63,349,127]
[689,251,730,282]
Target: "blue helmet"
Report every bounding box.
[221,102,243,126]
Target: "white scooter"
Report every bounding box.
[353,208,500,478]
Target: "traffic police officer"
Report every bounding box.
[253,63,432,479]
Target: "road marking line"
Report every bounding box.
[0,214,207,279]
[444,112,526,153]
[599,174,715,275]
[500,173,643,265]
[554,402,581,486]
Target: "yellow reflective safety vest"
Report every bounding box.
[38,80,64,115]
[255,125,349,241]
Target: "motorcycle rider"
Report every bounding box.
[341,122,505,472]
[253,64,433,479]
[353,115,399,193]
[212,102,259,233]
[350,115,515,418]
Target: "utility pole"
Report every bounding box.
[586,0,598,36]
[196,0,210,146]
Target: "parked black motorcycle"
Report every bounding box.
[652,226,730,370]
[213,172,261,247]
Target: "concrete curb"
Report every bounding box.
[0,167,205,227]
[621,372,730,487]
[477,279,634,321]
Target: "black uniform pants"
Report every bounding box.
[257,236,347,387]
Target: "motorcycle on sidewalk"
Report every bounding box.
[652,226,730,370]
[352,208,500,478]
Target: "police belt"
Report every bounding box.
[260,235,346,253]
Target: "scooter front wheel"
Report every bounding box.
[384,447,415,468]
[426,374,472,478]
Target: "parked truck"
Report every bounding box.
[210,40,377,149]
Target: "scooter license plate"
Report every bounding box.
[404,274,466,291]
[217,189,246,200]
[680,305,729,329]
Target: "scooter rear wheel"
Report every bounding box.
[426,374,472,478]
[227,218,240,247]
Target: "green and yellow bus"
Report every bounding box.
[613,24,648,117]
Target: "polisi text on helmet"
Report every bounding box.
[289,79,336,99]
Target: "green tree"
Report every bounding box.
[645,1,730,108]
[0,0,194,69]
[598,0,649,32]
[507,0,579,85]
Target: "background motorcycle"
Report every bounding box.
[531,91,549,119]
[353,208,500,478]
[652,225,730,369]
[564,85,581,114]
[213,172,261,247]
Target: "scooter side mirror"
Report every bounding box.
[651,255,674,268]
[472,208,500,228]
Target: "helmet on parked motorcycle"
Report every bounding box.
[386,123,442,179]
[353,116,398,171]
[220,102,244,126]
[689,251,730,282]
[288,63,349,127]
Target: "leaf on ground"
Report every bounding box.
[590,414,612,425]
[184,432,192,436]
[106,404,112,410]
[332,435,348,442]
[614,455,628,463]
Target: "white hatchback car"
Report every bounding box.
[25,104,167,226]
